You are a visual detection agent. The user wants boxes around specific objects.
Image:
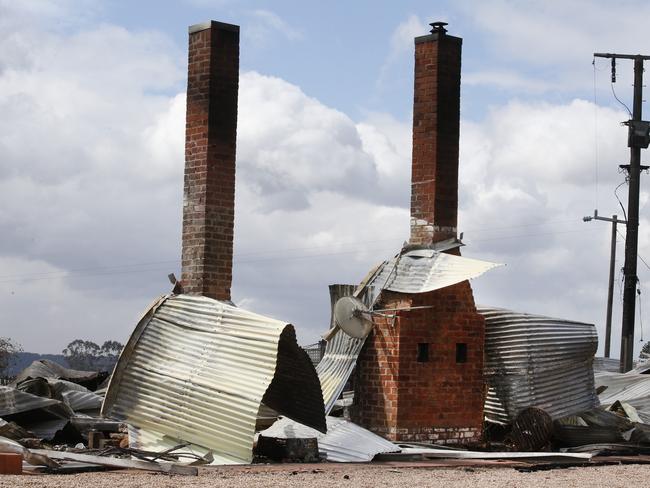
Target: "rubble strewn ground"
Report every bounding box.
[3,464,650,488]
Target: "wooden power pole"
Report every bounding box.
[594,52,650,372]
[583,211,626,358]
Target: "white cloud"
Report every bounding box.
[244,9,303,46]
[376,15,428,92]
[2,1,649,362]
[0,256,149,352]
[459,0,650,67]
[463,70,559,94]
[455,0,650,94]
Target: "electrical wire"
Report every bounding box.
[617,228,650,272]
[593,58,600,209]
[0,219,590,285]
[611,82,633,118]
[614,180,629,222]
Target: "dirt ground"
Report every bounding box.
[3,463,650,488]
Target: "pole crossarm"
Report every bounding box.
[594,53,650,60]
[583,209,627,224]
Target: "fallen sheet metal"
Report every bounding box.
[367,249,501,294]
[596,371,650,423]
[13,360,105,389]
[316,285,373,414]
[30,448,198,475]
[0,386,67,418]
[17,377,102,412]
[102,294,325,465]
[259,416,399,462]
[479,306,599,424]
[376,445,593,461]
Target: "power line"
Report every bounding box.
[593,57,601,209]
[611,82,633,118]
[0,219,605,285]
[614,180,629,222]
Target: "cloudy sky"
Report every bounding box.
[2,0,650,358]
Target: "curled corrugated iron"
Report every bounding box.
[102,294,325,464]
[368,249,501,294]
[479,306,599,424]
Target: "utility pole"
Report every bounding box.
[583,210,626,358]
[594,52,650,372]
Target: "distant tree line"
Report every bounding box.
[0,337,124,378]
[62,340,124,372]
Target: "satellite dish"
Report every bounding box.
[334,296,374,339]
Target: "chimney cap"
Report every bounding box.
[429,22,448,35]
[188,20,240,34]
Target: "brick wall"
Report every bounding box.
[181,21,239,301]
[352,282,485,444]
[410,29,462,245]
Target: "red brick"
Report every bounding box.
[181,21,239,301]
[0,453,22,475]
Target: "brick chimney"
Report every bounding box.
[351,23,485,446]
[181,21,239,301]
[410,22,461,246]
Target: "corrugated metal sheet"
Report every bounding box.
[479,306,599,424]
[368,249,501,294]
[13,359,102,387]
[594,357,621,373]
[17,377,102,413]
[316,285,371,414]
[102,294,325,465]
[596,371,650,423]
[317,332,365,415]
[60,390,102,412]
[380,446,593,461]
[0,386,61,417]
[48,379,102,412]
[259,416,399,462]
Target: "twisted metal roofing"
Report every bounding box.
[596,371,650,423]
[479,306,599,424]
[0,386,61,417]
[368,249,501,294]
[259,416,399,462]
[102,294,325,465]
[316,285,371,414]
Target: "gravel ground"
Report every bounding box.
[2,464,650,488]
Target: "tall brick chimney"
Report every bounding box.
[181,21,239,301]
[351,23,485,446]
[410,22,461,246]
